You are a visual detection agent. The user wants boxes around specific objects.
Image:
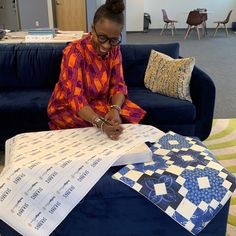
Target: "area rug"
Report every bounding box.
[204,119,236,236]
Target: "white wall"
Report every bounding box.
[18,0,49,29]
[144,0,236,29]
[126,0,144,31]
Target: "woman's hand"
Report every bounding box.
[105,109,122,125]
[101,109,123,140]
[102,122,123,140]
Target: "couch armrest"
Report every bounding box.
[190,66,216,140]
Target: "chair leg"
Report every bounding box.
[213,23,220,37]
[224,24,229,36]
[188,27,193,37]
[166,23,169,31]
[171,23,174,36]
[202,21,207,36]
[196,26,201,40]
[184,25,191,40]
[201,22,205,36]
[160,23,166,35]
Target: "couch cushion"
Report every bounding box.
[0,45,17,88]
[121,43,180,87]
[0,44,66,89]
[0,89,52,130]
[127,87,196,124]
[0,185,231,236]
[144,50,195,102]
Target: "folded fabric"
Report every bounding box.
[113,132,236,235]
[144,50,195,102]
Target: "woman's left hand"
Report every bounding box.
[105,109,122,125]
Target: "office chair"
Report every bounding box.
[213,10,233,37]
[160,9,178,36]
[184,11,204,40]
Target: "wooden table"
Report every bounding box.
[0,31,84,44]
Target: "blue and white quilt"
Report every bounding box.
[113,132,236,235]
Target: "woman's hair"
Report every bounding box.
[93,0,125,25]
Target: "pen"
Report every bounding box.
[99,117,113,126]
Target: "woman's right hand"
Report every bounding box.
[102,123,123,140]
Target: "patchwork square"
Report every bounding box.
[178,186,188,197]
[154,148,170,155]
[181,155,194,161]
[197,177,211,189]
[185,222,195,231]
[166,206,175,216]
[198,201,208,211]
[176,176,185,185]
[166,165,184,175]
[210,199,219,209]
[113,132,236,235]
[222,179,232,189]
[145,170,154,176]
[176,198,197,220]
[133,183,143,192]
[168,140,179,145]
[124,170,143,181]
[154,183,167,195]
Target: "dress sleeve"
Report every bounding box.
[109,48,128,99]
[55,45,88,113]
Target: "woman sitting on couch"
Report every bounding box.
[47,0,146,140]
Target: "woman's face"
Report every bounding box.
[91,19,123,56]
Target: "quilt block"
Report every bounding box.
[113,132,236,235]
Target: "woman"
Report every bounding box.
[47,0,146,140]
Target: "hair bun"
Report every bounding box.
[105,0,125,14]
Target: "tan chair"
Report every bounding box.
[160,9,178,36]
[213,10,233,37]
[184,11,204,40]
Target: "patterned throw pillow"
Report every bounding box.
[144,50,195,102]
[113,132,236,235]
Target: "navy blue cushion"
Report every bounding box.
[0,44,66,89]
[121,43,179,87]
[0,45,17,88]
[128,87,196,124]
[0,89,52,130]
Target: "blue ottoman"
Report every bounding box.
[0,167,230,236]
[232,22,236,31]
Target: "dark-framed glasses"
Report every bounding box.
[93,26,122,46]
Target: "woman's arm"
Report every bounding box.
[105,48,127,124]
[111,93,125,108]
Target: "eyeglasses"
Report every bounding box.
[93,26,122,46]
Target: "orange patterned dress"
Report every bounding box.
[47,33,146,130]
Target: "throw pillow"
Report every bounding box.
[113,132,236,235]
[144,50,195,102]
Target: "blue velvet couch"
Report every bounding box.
[0,42,215,150]
[0,43,225,236]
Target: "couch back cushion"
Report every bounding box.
[0,44,66,88]
[0,43,179,89]
[0,45,17,88]
[121,43,179,87]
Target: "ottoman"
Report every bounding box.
[0,167,230,236]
